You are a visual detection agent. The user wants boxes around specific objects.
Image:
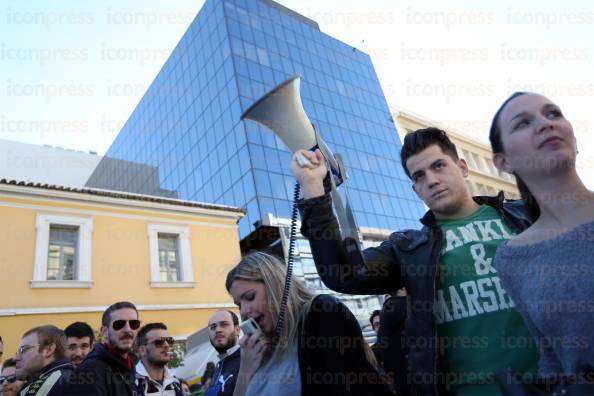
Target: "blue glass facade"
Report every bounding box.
[87,0,425,238]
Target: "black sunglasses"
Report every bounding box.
[145,337,175,347]
[112,319,141,331]
[0,375,17,385]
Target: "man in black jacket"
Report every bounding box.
[291,128,539,396]
[64,301,141,395]
[14,325,72,396]
[204,310,240,396]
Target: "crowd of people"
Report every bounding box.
[0,302,196,396]
[1,92,592,396]
[291,92,593,395]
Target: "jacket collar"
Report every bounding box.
[420,192,505,228]
[23,358,71,387]
[218,344,240,361]
[88,343,136,373]
[135,361,177,388]
[39,358,71,378]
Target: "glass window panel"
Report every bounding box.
[242,173,256,201]
[47,225,78,281]
[228,20,241,39]
[249,144,266,169]
[62,246,76,280]
[244,43,258,62]
[254,170,272,197]
[247,60,263,81]
[47,246,60,280]
[259,126,277,148]
[300,257,316,273]
[269,172,287,200]
[275,199,291,218]
[264,147,282,173]
[158,234,180,282]
[238,145,251,171]
[257,48,270,66]
[258,197,275,217]
[246,198,260,224]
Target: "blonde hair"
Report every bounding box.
[225,251,314,360]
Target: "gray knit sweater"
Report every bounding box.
[494,221,594,378]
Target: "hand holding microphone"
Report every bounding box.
[291,149,327,199]
[237,320,269,384]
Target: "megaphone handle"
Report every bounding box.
[295,151,314,169]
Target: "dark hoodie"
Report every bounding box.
[63,343,140,396]
[19,358,72,396]
[204,346,240,396]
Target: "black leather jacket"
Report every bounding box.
[64,343,140,396]
[298,192,532,396]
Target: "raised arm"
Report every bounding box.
[292,150,404,295]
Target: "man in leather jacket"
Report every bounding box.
[64,301,141,395]
[291,127,539,396]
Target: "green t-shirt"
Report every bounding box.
[435,205,538,396]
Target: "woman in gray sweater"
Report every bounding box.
[489,92,594,389]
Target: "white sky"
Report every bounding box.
[1,0,593,187]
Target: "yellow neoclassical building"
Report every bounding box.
[392,106,520,199]
[0,179,243,358]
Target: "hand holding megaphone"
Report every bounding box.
[294,151,315,169]
[291,149,327,199]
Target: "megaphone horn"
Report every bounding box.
[241,75,343,186]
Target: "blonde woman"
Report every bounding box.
[225,251,393,396]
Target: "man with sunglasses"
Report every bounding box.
[65,301,142,395]
[1,358,25,396]
[135,323,183,396]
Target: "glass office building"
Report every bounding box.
[87,0,427,321]
[87,0,425,240]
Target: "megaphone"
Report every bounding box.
[241,75,344,187]
[240,75,359,244]
[240,75,365,339]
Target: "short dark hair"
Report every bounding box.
[64,322,95,344]
[136,322,167,348]
[400,127,459,178]
[23,325,67,360]
[102,301,138,327]
[2,358,16,371]
[369,310,381,326]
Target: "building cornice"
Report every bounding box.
[0,303,236,317]
[391,105,490,148]
[0,181,244,221]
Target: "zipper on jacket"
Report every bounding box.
[431,225,442,396]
